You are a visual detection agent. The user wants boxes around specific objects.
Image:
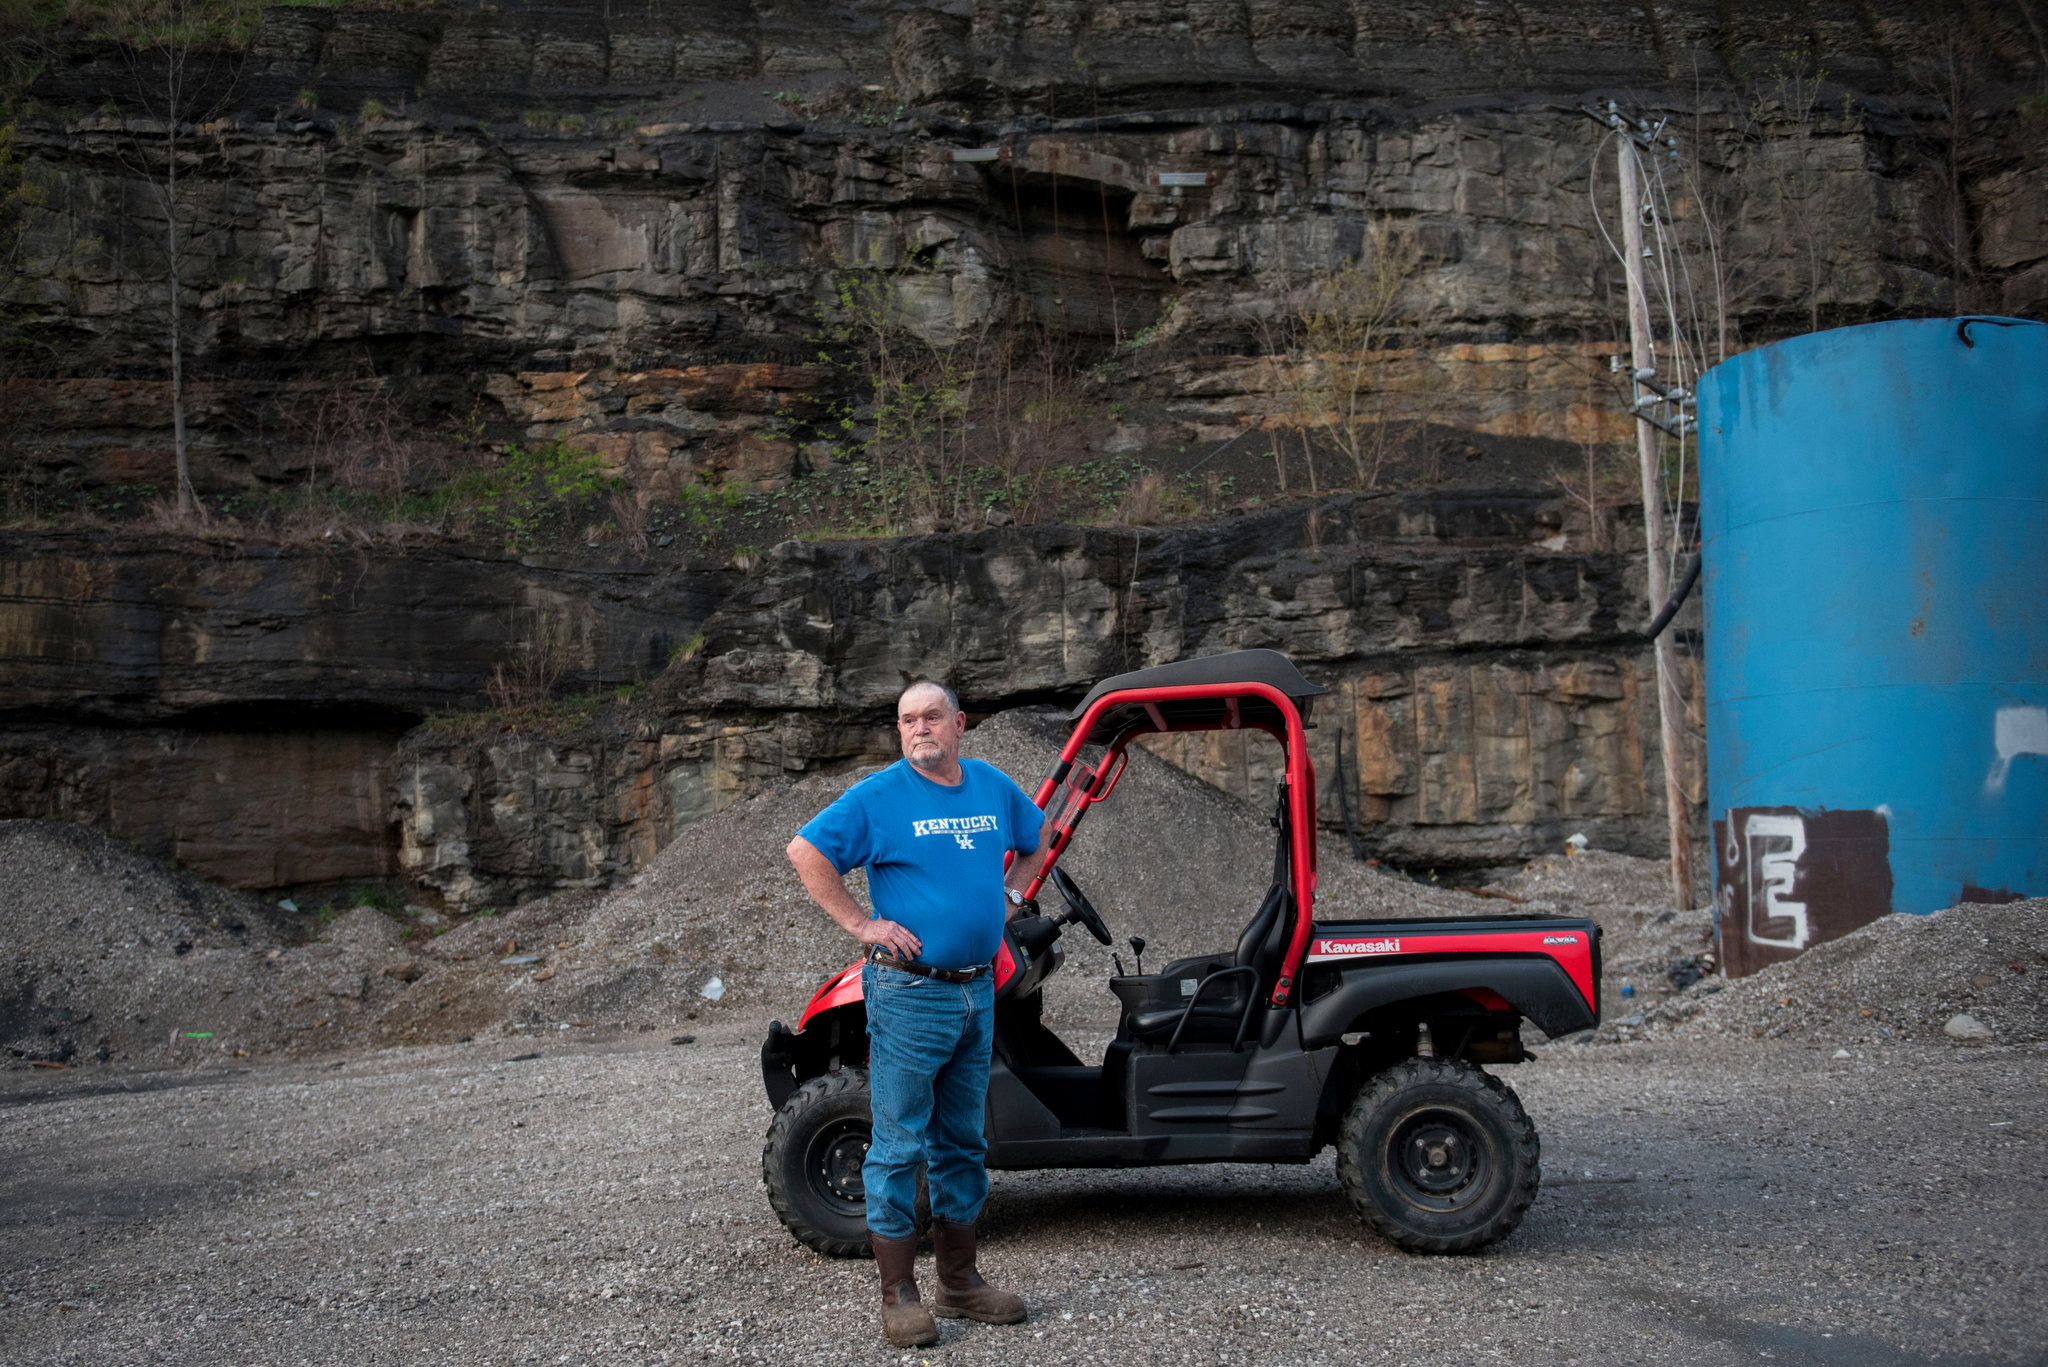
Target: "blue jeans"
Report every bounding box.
[862,963,994,1240]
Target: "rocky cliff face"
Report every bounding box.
[1,0,2032,901]
[5,2,2042,498]
[0,489,1701,900]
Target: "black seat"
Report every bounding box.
[1128,788,1294,1046]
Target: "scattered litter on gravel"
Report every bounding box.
[5,1029,2045,1367]
[1654,898,2048,1046]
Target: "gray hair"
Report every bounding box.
[898,678,961,715]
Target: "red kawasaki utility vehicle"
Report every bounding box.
[761,650,1601,1255]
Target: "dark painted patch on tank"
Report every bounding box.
[1710,807,1893,979]
[1959,884,2028,905]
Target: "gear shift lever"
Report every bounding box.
[1129,936,1147,976]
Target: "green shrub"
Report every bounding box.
[452,436,619,549]
[668,630,706,665]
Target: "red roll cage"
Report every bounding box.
[1009,663,1324,1008]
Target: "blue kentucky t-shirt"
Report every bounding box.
[798,758,1045,970]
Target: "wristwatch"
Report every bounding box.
[1005,887,1026,909]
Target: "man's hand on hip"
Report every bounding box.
[853,916,923,961]
[787,834,925,962]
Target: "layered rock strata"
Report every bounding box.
[0,490,1702,900]
[5,2,2041,498]
[3,0,2027,901]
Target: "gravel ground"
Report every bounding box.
[1,1023,2042,1367]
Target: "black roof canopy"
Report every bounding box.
[1066,649,1328,746]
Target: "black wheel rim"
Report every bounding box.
[1384,1106,1489,1213]
[804,1118,870,1218]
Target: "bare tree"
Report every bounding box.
[1717,56,1871,333]
[286,376,449,500]
[1246,219,1431,496]
[1298,221,1426,491]
[1906,24,1995,313]
[1550,345,1632,551]
[486,608,577,712]
[109,0,249,518]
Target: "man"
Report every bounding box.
[786,679,1050,1348]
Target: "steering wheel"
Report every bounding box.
[1046,865,1114,946]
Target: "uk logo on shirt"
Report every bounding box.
[912,815,999,850]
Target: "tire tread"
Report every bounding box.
[1335,1057,1541,1255]
[762,1068,874,1259]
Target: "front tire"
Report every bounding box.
[761,1068,927,1258]
[1336,1057,1540,1254]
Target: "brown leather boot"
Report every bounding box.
[871,1232,938,1348]
[928,1218,1026,1324]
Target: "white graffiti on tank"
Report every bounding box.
[1985,706,2048,795]
[1743,813,1809,950]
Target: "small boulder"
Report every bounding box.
[1944,1013,1994,1041]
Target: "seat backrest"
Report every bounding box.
[1232,880,1288,981]
[1231,783,1295,991]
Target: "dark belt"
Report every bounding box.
[865,947,990,983]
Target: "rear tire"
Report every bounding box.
[761,1068,927,1258]
[1335,1057,1540,1254]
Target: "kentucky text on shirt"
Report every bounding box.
[910,816,1000,838]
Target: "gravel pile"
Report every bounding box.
[0,821,418,1067]
[17,715,2028,1068]
[12,711,1452,1067]
[522,710,1301,1031]
[514,709,1567,1032]
[1657,898,2048,1046]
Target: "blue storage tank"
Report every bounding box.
[1697,317,2048,976]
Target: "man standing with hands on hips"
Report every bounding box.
[786,679,1051,1348]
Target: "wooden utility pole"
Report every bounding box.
[1617,138,1696,910]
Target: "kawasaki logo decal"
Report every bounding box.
[1316,938,1401,956]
